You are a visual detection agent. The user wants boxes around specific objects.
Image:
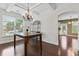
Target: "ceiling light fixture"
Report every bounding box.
[23,3,33,21]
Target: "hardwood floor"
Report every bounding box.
[0,39,59,56]
[0,39,78,56]
[78,51,79,56]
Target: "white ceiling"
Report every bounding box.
[0,3,57,15]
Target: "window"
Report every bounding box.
[2,15,23,37]
[2,15,15,36]
[72,21,78,34]
[15,19,23,33]
[58,21,67,35]
[58,19,78,35]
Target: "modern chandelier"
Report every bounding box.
[23,3,33,21]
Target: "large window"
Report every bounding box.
[15,19,23,33]
[72,20,78,34]
[58,18,78,35]
[2,15,23,37]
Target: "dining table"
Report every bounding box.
[14,32,42,56]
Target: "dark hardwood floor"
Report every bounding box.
[0,39,59,56]
[0,39,78,56]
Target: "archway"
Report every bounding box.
[58,11,78,56]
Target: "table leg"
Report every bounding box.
[14,35,16,56]
[24,37,29,56]
[39,34,42,56]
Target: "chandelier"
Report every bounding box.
[23,3,33,21]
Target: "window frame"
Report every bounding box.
[1,15,23,37]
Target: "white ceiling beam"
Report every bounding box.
[14,4,26,10]
[30,3,41,9]
[14,3,41,10]
[14,3,41,15]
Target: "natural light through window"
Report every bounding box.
[2,15,23,37]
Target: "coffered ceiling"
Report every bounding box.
[0,3,57,15]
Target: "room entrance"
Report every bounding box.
[58,12,78,56]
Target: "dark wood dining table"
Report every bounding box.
[14,32,42,56]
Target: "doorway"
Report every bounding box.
[58,12,78,56]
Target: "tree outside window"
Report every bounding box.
[2,15,23,36]
[15,19,23,32]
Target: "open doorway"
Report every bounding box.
[58,12,78,56]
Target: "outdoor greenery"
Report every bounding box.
[5,19,23,32]
[15,19,23,31]
[6,21,14,31]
